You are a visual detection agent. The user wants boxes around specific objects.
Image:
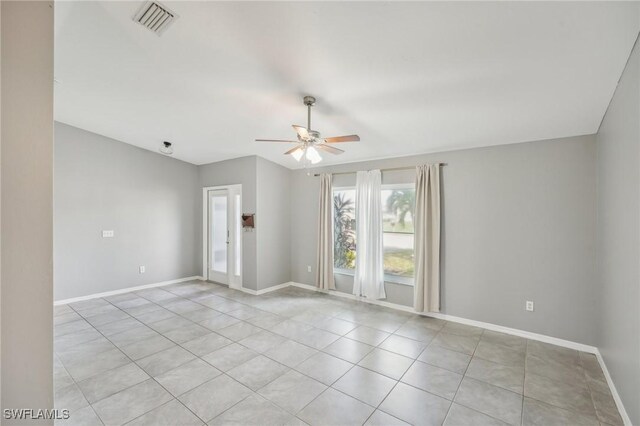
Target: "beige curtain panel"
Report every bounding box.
[414,164,441,312]
[316,173,336,290]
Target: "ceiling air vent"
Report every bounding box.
[133,1,176,35]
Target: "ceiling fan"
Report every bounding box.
[256,96,360,165]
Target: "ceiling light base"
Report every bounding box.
[160,141,173,155]
[303,96,316,107]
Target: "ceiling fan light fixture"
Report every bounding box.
[290,146,304,162]
[306,146,322,164]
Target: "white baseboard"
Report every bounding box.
[289,282,598,354]
[54,276,204,305]
[595,349,632,426]
[427,312,598,354]
[239,282,292,296]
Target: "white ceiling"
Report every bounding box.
[54,1,639,168]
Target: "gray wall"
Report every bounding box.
[197,155,292,291]
[596,36,640,424]
[1,1,54,417]
[198,156,258,290]
[291,135,598,345]
[54,123,200,300]
[55,143,293,297]
[256,157,292,290]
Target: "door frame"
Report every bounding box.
[202,184,243,289]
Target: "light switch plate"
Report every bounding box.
[102,230,114,238]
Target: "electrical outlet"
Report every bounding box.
[102,230,114,238]
[307,265,312,273]
[526,301,534,312]
[139,266,146,274]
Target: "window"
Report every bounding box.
[333,185,415,281]
[382,186,415,278]
[333,188,356,270]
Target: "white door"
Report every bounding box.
[207,187,242,288]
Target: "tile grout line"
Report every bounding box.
[246,317,407,423]
[125,284,362,424]
[63,288,502,424]
[524,342,610,423]
[521,339,529,426]
[362,320,448,424]
[57,282,612,426]
[53,350,104,425]
[131,284,280,425]
[580,352,620,425]
[64,303,162,424]
[175,286,612,423]
[209,293,418,423]
[67,291,208,425]
[59,284,410,424]
[120,283,290,424]
[66,289,479,425]
[441,327,483,424]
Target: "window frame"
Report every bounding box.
[331,183,416,287]
[381,183,416,285]
[332,186,357,272]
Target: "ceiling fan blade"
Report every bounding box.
[284,145,303,155]
[255,139,298,143]
[323,135,360,143]
[292,125,309,139]
[317,144,344,155]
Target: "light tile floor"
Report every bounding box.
[54,280,622,426]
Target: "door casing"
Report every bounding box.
[202,184,242,289]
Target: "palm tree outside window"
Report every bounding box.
[333,185,415,279]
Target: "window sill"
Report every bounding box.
[333,269,414,287]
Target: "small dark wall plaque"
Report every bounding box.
[242,214,255,228]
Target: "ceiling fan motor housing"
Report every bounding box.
[299,129,320,143]
[303,96,316,106]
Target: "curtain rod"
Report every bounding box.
[312,163,447,177]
